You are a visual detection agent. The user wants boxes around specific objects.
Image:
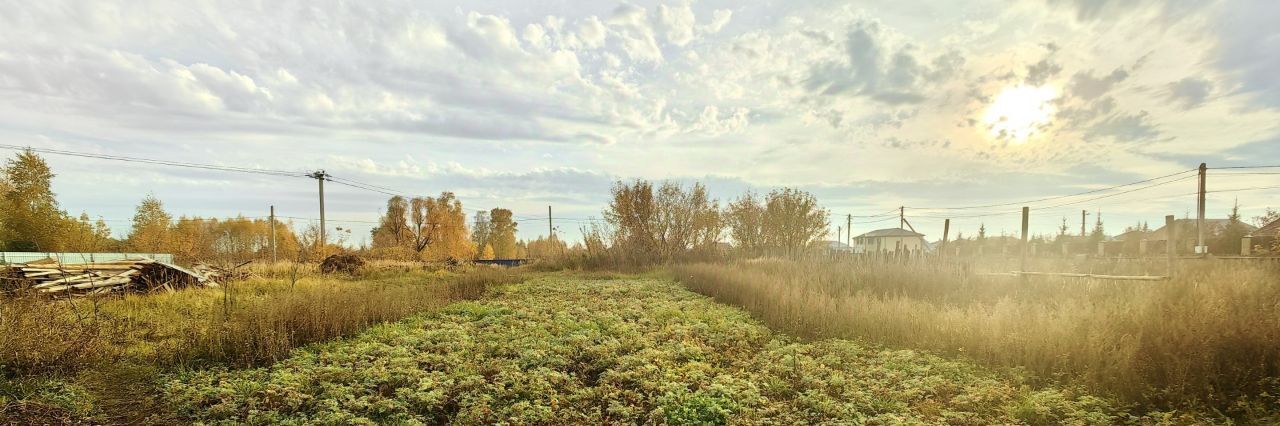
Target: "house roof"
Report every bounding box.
[1255,218,1280,237]
[816,240,853,249]
[1149,218,1258,240]
[854,228,924,238]
[1115,229,1153,240]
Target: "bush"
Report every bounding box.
[319,253,365,275]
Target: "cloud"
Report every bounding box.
[1025,58,1063,86]
[607,3,663,63]
[1084,110,1160,142]
[1045,0,1208,23]
[1068,68,1128,101]
[656,3,697,46]
[702,9,733,34]
[803,20,953,105]
[577,16,608,49]
[1166,77,1213,109]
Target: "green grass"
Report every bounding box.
[165,274,1121,424]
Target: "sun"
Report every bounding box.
[983,85,1058,144]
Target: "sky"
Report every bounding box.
[1,0,1278,245]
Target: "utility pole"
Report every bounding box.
[941,218,951,256]
[1080,210,1089,237]
[899,206,905,229]
[846,214,852,248]
[837,226,842,248]
[1021,207,1030,275]
[308,170,328,251]
[548,205,554,239]
[1196,163,1207,255]
[269,205,277,263]
[1165,215,1176,278]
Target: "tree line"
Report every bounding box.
[0,149,835,264]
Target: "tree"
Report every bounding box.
[127,194,172,252]
[373,196,409,246]
[408,196,436,253]
[488,208,518,259]
[603,180,724,263]
[471,210,492,256]
[409,192,474,261]
[1216,200,1250,255]
[479,243,495,260]
[654,182,721,258]
[725,191,765,254]
[760,187,828,256]
[2,149,66,251]
[527,235,568,259]
[603,180,660,263]
[1057,217,1069,238]
[1088,211,1105,246]
[64,212,114,252]
[1254,208,1279,228]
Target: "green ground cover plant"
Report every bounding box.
[166,275,1121,424]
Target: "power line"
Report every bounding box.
[1211,165,1280,170]
[845,208,900,218]
[0,144,308,178]
[905,168,1196,211]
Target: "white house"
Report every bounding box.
[852,228,926,254]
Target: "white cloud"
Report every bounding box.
[607,3,663,63]
[657,3,697,46]
[577,16,608,49]
[701,9,733,34]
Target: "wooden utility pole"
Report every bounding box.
[899,206,905,229]
[269,205,277,263]
[941,218,951,255]
[1080,210,1088,237]
[309,170,329,251]
[1165,215,1176,278]
[846,214,852,248]
[1021,207,1030,274]
[1196,163,1207,255]
[548,205,554,239]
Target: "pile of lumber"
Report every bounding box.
[2,257,215,296]
[192,262,252,283]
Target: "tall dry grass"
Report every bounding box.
[0,267,523,374]
[671,258,1280,419]
[2,267,523,422]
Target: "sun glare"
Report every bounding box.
[983,85,1057,144]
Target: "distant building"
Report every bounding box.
[852,228,926,254]
[1149,218,1258,254]
[1252,218,1280,252]
[815,240,854,253]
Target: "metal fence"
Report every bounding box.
[0,252,175,265]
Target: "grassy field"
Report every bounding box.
[671,258,1280,422]
[165,274,1121,424]
[0,265,520,424]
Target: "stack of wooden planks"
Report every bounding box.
[2,257,214,296]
